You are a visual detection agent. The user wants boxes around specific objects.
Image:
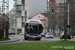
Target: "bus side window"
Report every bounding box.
[27,26,30,29]
[31,27,33,30]
[42,26,43,30]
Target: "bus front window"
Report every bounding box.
[26,24,43,33]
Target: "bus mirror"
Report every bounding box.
[42,26,43,30]
[28,23,30,25]
[25,24,26,27]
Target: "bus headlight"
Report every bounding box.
[38,34,41,37]
[27,34,30,36]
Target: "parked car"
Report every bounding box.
[9,32,16,35]
[41,32,45,37]
[19,33,24,35]
[60,31,71,39]
[45,32,54,38]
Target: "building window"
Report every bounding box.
[22,22,25,27]
[58,3,64,7]
[17,29,22,34]
[58,15,64,22]
[22,17,23,21]
[38,16,40,18]
[59,9,64,13]
[51,4,55,7]
[25,17,27,21]
[50,0,55,2]
[22,0,25,4]
[25,11,27,16]
[58,22,64,26]
[51,16,56,23]
[17,5,21,10]
[17,11,21,16]
[44,21,46,26]
[23,5,25,10]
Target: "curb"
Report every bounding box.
[0,39,20,43]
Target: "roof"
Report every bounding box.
[26,19,42,24]
[29,13,48,19]
[41,13,48,17]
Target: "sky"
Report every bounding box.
[9,0,14,11]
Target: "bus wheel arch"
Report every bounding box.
[24,38,28,40]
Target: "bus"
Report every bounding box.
[24,19,43,40]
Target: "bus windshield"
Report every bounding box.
[25,23,43,33]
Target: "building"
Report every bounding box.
[46,0,68,35]
[13,0,28,34]
[9,8,16,31]
[0,14,9,30]
[47,0,66,31]
[13,0,47,34]
[47,0,75,35]
[30,13,48,29]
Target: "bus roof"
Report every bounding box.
[26,19,42,24]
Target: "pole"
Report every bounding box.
[45,19,46,34]
[47,0,50,32]
[6,0,9,38]
[68,3,69,25]
[64,0,66,41]
[2,0,5,37]
[72,0,74,37]
[2,0,4,28]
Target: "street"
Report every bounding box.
[0,35,60,45]
[0,35,75,45]
[12,35,60,41]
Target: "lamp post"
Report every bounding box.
[47,0,50,32]
[44,11,47,34]
[6,0,9,38]
[2,0,5,37]
[64,0,67,41]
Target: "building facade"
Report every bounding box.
[14,0,28,34]
[0,14,9,30]
[47,0,66,31]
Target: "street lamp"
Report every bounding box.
[64,0,67,41]
[44,11,47,34]
[6,0,9,38]
[47,0,50,32]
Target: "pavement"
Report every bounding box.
[0,36,20,43]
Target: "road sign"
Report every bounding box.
[55,27,58,29]
[55,25,58,27]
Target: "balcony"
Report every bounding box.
[14,8,22,11]
[16,14,22,16]
[16,8,22,11]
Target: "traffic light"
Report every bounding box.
[67,25,70,29]
[52,9,54,13]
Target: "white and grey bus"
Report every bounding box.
[24,19,43,40]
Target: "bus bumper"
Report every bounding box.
[25,36,42,39]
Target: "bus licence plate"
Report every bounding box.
[32,36,35,38]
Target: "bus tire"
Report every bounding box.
[24,38,28,40]
[36,39,40,40]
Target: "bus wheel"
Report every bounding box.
[36,39,40,40]
[24,38,28,40]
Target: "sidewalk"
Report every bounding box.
[0,36,20,43]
